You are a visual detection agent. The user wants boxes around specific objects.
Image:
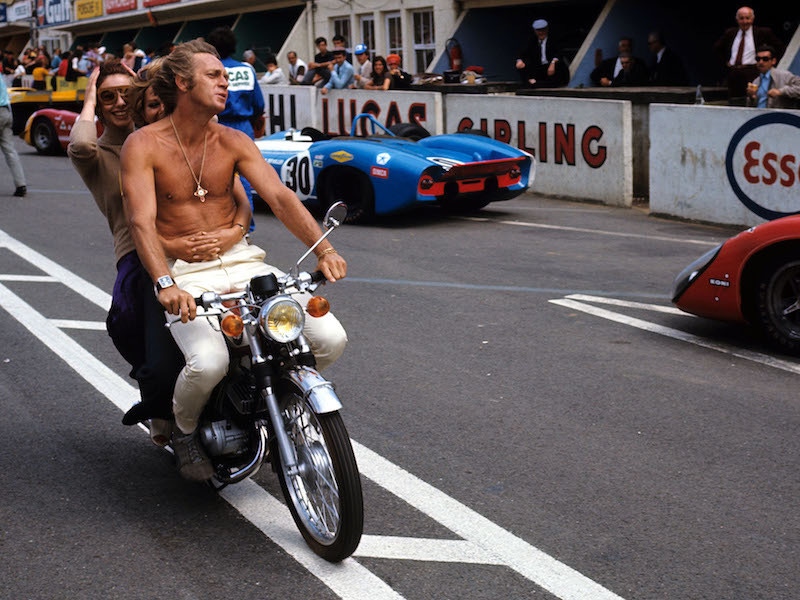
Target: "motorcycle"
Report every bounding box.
[185,201,362,562]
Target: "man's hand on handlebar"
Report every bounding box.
[158,286,197,323]
[316,252,347,283]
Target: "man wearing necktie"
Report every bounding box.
[321,47,354,94]
[713,6,784,104]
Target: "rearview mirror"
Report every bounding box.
[324,202,348,229]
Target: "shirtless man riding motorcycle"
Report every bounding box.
[121,40,348,481]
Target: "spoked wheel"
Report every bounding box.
[321,167,374,224]
[273,391,363,562]
[755,258,800,354]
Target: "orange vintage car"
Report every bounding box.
[672,214,800,354]
[21,108,102,155]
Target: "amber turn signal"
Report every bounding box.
[306,296,330,318]
[221,313,244,337]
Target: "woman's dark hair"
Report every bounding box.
[371,56,388,77]
[96,58,130,88]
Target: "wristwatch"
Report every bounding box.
[155,275,175,292]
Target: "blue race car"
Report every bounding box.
[254,113,535,223]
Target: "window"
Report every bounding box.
[359,15,375,60]
[332,17,352,49]
[385,12,402,62]
[412,10,435,72]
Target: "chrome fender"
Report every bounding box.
[282,366,342,414]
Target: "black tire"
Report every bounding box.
[320,166,374,224]
[273,390,363,562]
[31,118,59,155]
[389,122,430,140]
[755,258,800,354]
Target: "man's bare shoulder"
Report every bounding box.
[127,120,171,144]
[213,121,253,146]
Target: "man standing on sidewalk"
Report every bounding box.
[0,74,26,197]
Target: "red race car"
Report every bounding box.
[21,108,102,155]
[672,214,800,354]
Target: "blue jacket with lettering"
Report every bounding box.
[219,56,265,139]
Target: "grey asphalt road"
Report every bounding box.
[1,137,797,600]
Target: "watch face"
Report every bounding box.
[157,275,174,289]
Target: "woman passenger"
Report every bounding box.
[68,60,251,446]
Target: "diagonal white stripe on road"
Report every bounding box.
[50,319,108,330]
[565,294,687,315]
[354,442,625,600]
[550,298,800,374]
[355,535,506,564]
[0,274,58,282]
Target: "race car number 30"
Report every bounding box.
[280,151,315,200]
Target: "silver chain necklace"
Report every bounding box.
[170,115,209,201]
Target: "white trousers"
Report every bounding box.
[166,240,347,434]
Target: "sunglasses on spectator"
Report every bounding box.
[98,86,131,105]
[756,55,773,62]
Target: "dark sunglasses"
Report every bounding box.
[98,86,131,105]
[756,55,773,62]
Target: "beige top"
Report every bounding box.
[68,119,135,264]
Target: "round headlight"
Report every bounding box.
[258,298,305,343]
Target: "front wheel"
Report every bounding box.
[32,118,59,154]
[755,258,800,354]
[320,166,375,224]
[273,391,363,562]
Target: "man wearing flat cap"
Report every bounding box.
[515,18,569,88]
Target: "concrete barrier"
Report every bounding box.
[650,105,800,227]
[258,83,443,137]
[444,94,633,206]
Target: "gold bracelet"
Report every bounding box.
[235,223,246,238]
[316,247,337,258]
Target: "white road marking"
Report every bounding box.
[353,443,626,600]
[50,319,108,330]
[0,274,58,282]
[550,295,800,374]
[458,216,723,246]
[565,293,688,315]
[0,229,627,600]
[354,536,506,564]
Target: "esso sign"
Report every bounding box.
[726,112,800,220]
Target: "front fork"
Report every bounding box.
[251,363,343,477]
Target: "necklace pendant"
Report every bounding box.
[194,185,208,202]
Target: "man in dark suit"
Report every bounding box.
[515,19,569,88]
[610,53,649,87]
[590,37,647,87]
[647,31,688,86]
[713,5,784,103]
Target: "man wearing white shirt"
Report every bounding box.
[260,54,288,85]
[286,51,307,85]
[713,5,784,103]
[351,44,372,88]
